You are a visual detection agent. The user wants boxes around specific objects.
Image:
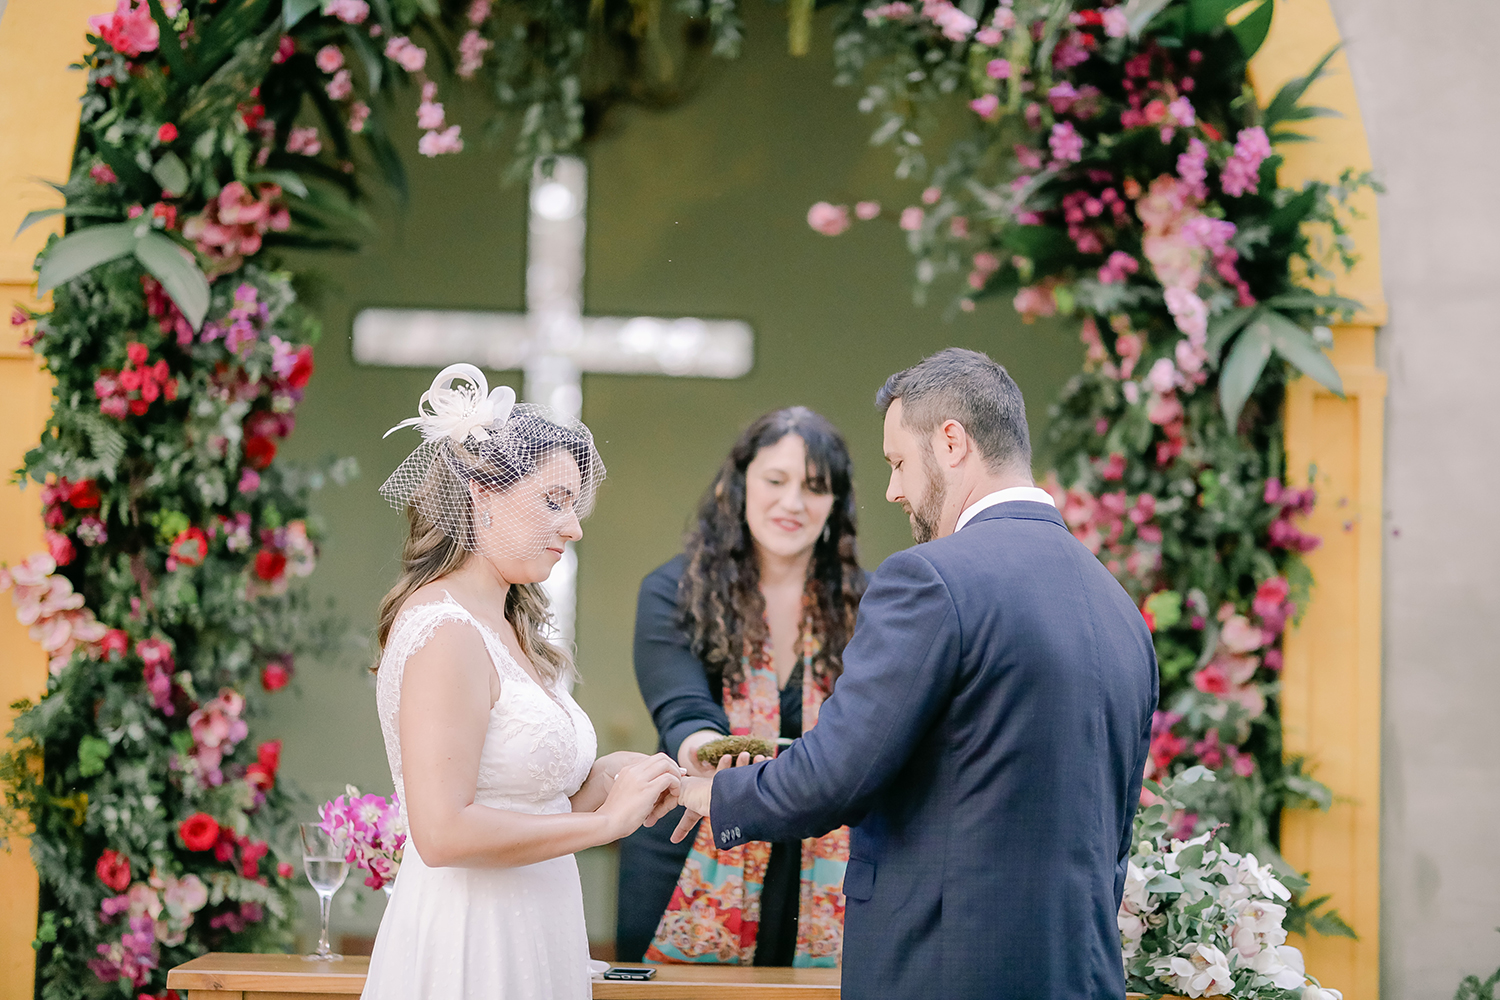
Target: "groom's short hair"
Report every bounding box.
[876,348,1032,473]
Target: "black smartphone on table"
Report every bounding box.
[602,966,657,981]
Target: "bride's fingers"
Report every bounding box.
[752,755,768,764]
[736,751,751,768]
[715,754,734,772]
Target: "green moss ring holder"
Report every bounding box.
[695,735,777,765]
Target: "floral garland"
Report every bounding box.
[808,0,1371,945]
[3,0,1369,996]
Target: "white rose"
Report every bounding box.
[1123,861,1153,912]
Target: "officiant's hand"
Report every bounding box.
[599,753,683,840]
[669,751,766,843]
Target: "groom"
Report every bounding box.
[672,348,1158,999]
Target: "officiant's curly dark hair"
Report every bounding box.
[678,407,865,687]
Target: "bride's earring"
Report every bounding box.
[481,511,493,528]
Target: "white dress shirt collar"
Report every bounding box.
[954,486,1057,533]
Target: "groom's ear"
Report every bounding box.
[933,419,972,468]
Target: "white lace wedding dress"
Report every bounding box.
[362,595,598,999]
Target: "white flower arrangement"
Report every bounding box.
[1124,768,1343,1000]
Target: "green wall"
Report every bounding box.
[267,0,1079,945]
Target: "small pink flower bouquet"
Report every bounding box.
[318,785,406,891]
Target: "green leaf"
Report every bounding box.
[1175,843,1207,871]
[15,205,121,237]
[1229,0,1273,58]
[1309,909,1358,939]
[14,208,63,236]
[178,20,281,134]
[246,170,309,199]
[70,410,128,479]
[77,735,111,778]
[145,0,189,80]
[1218,318,1273,425]
[1187,0,1242,34]
[1263,45,1340,134]
[1146,872,1183,893]
[284,0,322,28]
[1124,0,1173,40]
[35,223,139,293]
[134,231,210,330]
[1259,309,1344,395]
[151,151,191,197]
[1207,305,1258,360]
[1263,292,1363,315]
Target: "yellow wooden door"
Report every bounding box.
[0,3,112,996]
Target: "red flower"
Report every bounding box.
[1200,121,1223,142]
[126,342,149,367]
[1100,452,1126,481]
[253,550,287,582]
[247,739,282,791]
[277,861,294,879]
[1140,603,1156,631]
[96,849,132,892]
[150,202,178,228]
[179,812,220,851]
[240,839,269,878]
[156,122,178,143]
[87,0,160,58]
[67,479,102,509]
[287,345,315,389]
[100,629,131,659]
[261,660,292,691]
[244,435,277,469]
[169,527,209,568]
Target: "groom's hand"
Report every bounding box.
[669,752,767,843]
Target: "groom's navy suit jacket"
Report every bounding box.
[711,501,1158,1000]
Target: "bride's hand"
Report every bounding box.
[598,753,683,840]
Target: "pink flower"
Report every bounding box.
[899,206,924,231]
[1049,122,1084,163]
[924,0,976,41]
[1220,614,1267,654]
[969,93,1001,119]
[987,59,1011,80]
[458,29,493,78]
[1145,357,1177,394]
[90,163,118,184]
[88,0,159,58]
[156,123,178,144]
[326,68,353,101]
[1146,392,1184,427]
[77,516,109,546]
[1012,284,1056,320]
[1100,452,1126,482]
[807,202,851,236]
[417,99,446,131]
[384,36,427,73]
[855,200,881,220]
[1253,576,1290,619]
[272,35,296,64]
[1102,6,1128,37]
[921,186,941,205]
[1048,81,1078,114]
[1168,96,1195,127]
[417,125,464,157]
[976,27,1002,46]
[348,101,370,133]
[182,182,290,273]
[1163,286,1208,339]
[949,215,969,239]
[324,0,370,23]
[315,45,345,74]
[286,126,322,156]
[1097,250,1139,285]
[468,0,493,24]
[1221,126,1272,197]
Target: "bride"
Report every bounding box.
[362,365,683,999]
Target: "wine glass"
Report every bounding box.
[300,822,349,961]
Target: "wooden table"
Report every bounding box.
[166,952,1182,999]
[165,953,841,998]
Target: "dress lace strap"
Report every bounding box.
[384,596,531,686]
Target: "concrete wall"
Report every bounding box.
[1324,1,1500,996]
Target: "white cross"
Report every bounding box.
[353,157,754,646]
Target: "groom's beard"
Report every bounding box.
[905,454,947,543]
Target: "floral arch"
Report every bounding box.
[0,0,1383,997]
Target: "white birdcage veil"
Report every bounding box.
[379,364,604,557]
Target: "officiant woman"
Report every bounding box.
[615,407,865,966]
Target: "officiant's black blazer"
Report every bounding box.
[711,501,1158,1000]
